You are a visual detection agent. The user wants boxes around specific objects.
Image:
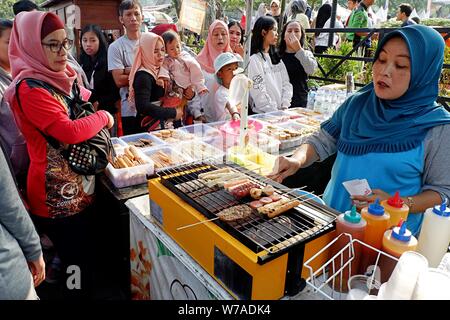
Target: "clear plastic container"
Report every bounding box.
[150,128,197,145]
[105,147,154,188]
[288,107,323,118]
[178,123,222,140]
[209,120,267,150]
[249,110,292,125]
[176,140,225,163]
[111,137,128,152]
[247,132,280,155]
[226,145,276,176]
[120,132,166,150]
[142,146,192,172]
[261,122,317,150]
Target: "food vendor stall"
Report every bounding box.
[97,107,339,300]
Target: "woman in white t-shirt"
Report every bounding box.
[248,16,293,114]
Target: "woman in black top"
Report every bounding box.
[279,20,317,108]
[80,25,119,115]
[128,32,183,132]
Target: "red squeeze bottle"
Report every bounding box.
[381,191,409,228]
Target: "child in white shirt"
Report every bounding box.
[212,52,242,122]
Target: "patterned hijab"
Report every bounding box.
[322,25,450,155]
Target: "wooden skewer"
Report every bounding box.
[176,192,324,231]
[176,217,220,231]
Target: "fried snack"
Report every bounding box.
[111,147,147,168]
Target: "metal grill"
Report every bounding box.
[157,161,339,259]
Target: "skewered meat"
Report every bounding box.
[217,205,253,222]
[228,182,260,199]
[249,200,264,209]
[198,168,231,180]
[269,194,282,202]
[262,185,275,196]
[259,197,273,204]
[250,188,262,199]
[257,198,301,218]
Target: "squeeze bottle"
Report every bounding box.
[360,199,390,274]
[417,201,450,267]
[379,220,418,282]
[381,191,409,228]
[329,206,367,292]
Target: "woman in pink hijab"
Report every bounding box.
[5,11,114,299]
[128,32,183,131]
[190,20,233,123]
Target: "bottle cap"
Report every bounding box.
[368,198,385,216]
[432,200,450,217]
[387,191,404,208]
[344,205,361,223]
[391,220,412,242]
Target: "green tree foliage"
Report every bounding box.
[313,40,364,83]
[0,0,47,19]
[0,0,16,19]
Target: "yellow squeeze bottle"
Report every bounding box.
[379,220,418,282]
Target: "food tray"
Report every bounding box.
[111,137,128,152]
[249,110,293,125]
[142,146,192,172]
[150,128,197,145]
[178,123,222,140]
[247,132,280,155]
[105,147,154,188]
[119,132,166,150]
[226,145,277,176]
[176,140,225,163]
[277,122,317,149]
[259,123,302,150]
[208,120,268,150]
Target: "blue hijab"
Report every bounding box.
[322,25,450,155]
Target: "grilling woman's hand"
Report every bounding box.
[267,156,301,183]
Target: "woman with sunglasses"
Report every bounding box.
[5,11,114,299]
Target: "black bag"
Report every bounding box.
[16,78,114,176]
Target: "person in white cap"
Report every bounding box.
[211,52,242,122]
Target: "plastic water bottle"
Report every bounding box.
[346,72,355,95]
[307,91,316,110]
[314,89,323,113]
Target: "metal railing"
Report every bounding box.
[304,27,450,109]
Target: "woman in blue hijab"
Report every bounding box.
[269,25,450,236]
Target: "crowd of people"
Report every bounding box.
[0,0,448,301]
